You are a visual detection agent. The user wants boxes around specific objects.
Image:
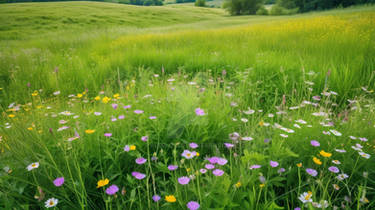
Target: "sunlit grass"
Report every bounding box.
[0,2,375,209]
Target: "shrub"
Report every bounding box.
[223,0,264,15]
[256,6,269,15]
[269,4,298,15]
[195,0,206,7]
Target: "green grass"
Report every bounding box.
[0,2,375,209]
[0,1,224,40]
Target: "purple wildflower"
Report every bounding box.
[306,168,318,177]
[270,161,279,167]
[310,140,320,147]
[149,116,157,120]
[217,158,228,165]
[181,150,195,159]
[53,177,65,187]
[134,110,144,114]
[328,166,340,173]
[189,142,198,149]
[141,136,148,142]
[104,133,112,137]
[135,157,147,165]
[168,165,178,171]
[195,108,205,116]
[118,115,125,120]
[200,168,207,174]
[178,176,190,185]
[105,185,119,195]
[250,164,261,170]
[124,145,130,152]
[205,164,215,170]
[187,201,200,210]
[131,171,146,180]
[224,143,234,149]
[207,156,220,164]
[213,169,224,176]
[123,105,131,109]
[111,104,118,109]
[152,195,161,202]
[278,168,286,173]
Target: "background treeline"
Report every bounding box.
[278,0,375,12]
[0,0,163,5]
[224,0,375,15]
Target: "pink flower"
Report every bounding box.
[213,169,224,176]
[310,140,320,147]
[189,142,198,149]
[328,166,340,173]
[270,161,279,167]
[187,201,200,210]
[106,185,119,195]
[250,164,261,170]
[135,157,147,165]
[224,143,234,149]
[132,171,146,180]
[195,108,205,116]
[168,165,178,171]
[53,177,65,187]
[111,104,118,109]
[134,110,144,114]
[178,176,190,185]
[141,136,148,142]
[104,133,112,137]
[205,164,215,170]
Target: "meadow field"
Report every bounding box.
[0,2,375,209]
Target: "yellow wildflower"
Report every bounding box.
[94,96,101,101]
[313,157,322,165]
[305,191,313,200]
[165,195,176,203]
[259,184,265,188]
[320,150,332,158]
[8,114,15,118]
[97,178,109,188]
[196,152,200,157]
[296,163,302,167]
[77,93,83,98]
[102,96,111,104]
[129,145,136,151]
[113,93,120,99]
[85,129,95,134]
[259,121,264,126]
[235,181,241,188]
[31,91,38,97]
[27,127,33,131]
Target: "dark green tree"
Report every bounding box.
[224,0,264,15]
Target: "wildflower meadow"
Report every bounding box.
[0,2,375,209]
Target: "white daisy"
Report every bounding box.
[298,192,313,203]
[27,162,39,171]
[45,198,58,208]
[359,152,370,159]
[329,130,342,136]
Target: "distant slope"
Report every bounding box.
[0,1,225,40]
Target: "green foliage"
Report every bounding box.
[256,5,268,15]
[276,0,375,13]
[223,0,264,15]
[195,0,206,7]
[0,2,375,209]
[269,4,298,15]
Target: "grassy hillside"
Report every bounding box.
[0,2,375,209]
[0,1,225,40]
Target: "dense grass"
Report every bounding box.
[0,1,224,40]
[0,2,375,209]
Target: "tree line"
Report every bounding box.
[224,0,375,15]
